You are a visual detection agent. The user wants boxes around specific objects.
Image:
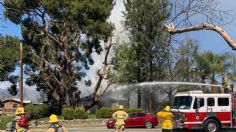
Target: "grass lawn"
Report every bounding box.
[0,116,14,130]
[87,114,96,119]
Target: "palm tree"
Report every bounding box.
[196,51,230,93]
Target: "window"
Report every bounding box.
[207,98,215,106]
[218,98,229,106]
[129,113,136,117]
[172,96,192,109]
[136,113,145,117]
[13,104,17,108]
[193,98,204,109]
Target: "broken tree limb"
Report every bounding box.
[164,23,236,50]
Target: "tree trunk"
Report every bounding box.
[84,98,100,111]
[137,46,142,108]
[210,75,220,93]
[148,96,152,113]
[137,87,142,108]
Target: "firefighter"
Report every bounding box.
[157,106,174,132]
[47,114,68,132]
[112,105,128,132]
[17,116,31,132]
[6,107,27,132]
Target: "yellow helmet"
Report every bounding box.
[15,107,26,115]
[164,106,171,111]
[49,114,59,123]
[119,105,124,110]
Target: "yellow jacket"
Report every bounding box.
[17,127,32,132]
[46,124,68,132]
[112,110,128,125]
[157,111,173,129]
[46,127,67,132]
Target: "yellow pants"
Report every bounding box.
[115,124,124,132]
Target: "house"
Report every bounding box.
[2,99,32,109]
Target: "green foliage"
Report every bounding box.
[196,51,230,82]
[0,35,20,96]
[96,107,115,118]
[174,38,199,81]
[114,0,171,84]
[87,114,96,119]
[112,43,138,83]
[73,107,88,119]
[62,107,74,120]
[0,35,20,80]
[62,107,88,120]
[25,104,50,119]
[96,107,142,118]
[0,116,14,130]
[3,0,114,112]
[113,0,171,112]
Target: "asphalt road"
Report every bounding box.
[31,127,236,132]
[68,128,162,132]
[66,128,236,132]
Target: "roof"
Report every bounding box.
[175,93,231,97]
[2,99,32,104]
[175,90,231,97]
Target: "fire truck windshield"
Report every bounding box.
[172,96,192,109]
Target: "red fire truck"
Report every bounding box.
[172,90,236,132]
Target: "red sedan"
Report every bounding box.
[107,112,158,129]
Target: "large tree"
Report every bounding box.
[113,0,171,112]
[3,0,114,113]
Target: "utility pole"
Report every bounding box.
[20,43,23,107]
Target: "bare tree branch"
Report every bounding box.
[164,22,236,50]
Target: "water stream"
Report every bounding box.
[115,81,221,91]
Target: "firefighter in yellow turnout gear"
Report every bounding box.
[157,106,174,132]
[112,105,128,132]
[6,107,27,132]
[47,114,68,132]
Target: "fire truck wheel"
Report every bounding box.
[145,121,153,128]
[203,119,220,132]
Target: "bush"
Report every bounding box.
[74,107,88,119]
[96,107,116,118]
[62,107,74,120]
[25,104,50,119]
[62,107,88,120]
[0,116,14,130]
[96,107,143,118]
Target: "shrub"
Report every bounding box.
[96,107,116,118]
[62,107,74,120]
[0,116,14,130]
[62,107,88,120]
[73,107,88,119]
[25,104,50,119]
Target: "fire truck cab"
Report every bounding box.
[172,90,236,132]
